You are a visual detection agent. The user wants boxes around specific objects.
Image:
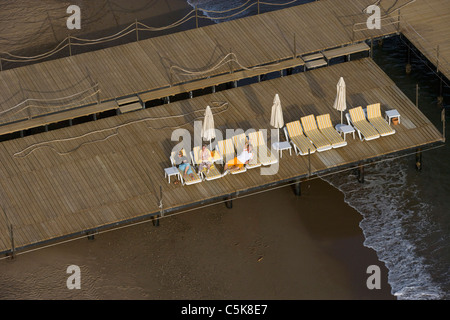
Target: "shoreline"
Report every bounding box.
[0,178,395,300]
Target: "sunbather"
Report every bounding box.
[197,144,212,174]
[176,150,194,179]
[223,142,254,173]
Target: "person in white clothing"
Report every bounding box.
[223,142,253,173]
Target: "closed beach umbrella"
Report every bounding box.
[270,94,284,142]
[333,77,347,125]
[201,105,215,148]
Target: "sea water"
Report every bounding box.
[187,0,450,300]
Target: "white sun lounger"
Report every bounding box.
[300,114,332,152]
[316,114,347,148]
[366,103,396,137]
[170,149,203,185]
[347,106,380,141]
[284,120,316,156]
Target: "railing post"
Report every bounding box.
[195,5,198,28]
[68,35,72,56]
[397,9,401,32]
[436,45,440,73]
[308,148,311,177]
[230,48,233,74]
[136,19,139,41]
[442,108,446,143]
[293,33,296,58]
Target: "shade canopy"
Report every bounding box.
[201,105,216,143]
[270,94,284,129]
[332,77,347,124]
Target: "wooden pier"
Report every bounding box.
[390,0,450,81]
[0,58,443,254]
[0,0,399,129]
[0,0,448,254]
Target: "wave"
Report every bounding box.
[187,0,311,23]
[322,159,445,300]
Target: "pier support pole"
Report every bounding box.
[416,83,419,108]
[357,164,365,183]
[293,179,301,196]
[152,215,160,227]
[406,45,411,74]
[437,75,444,108]
[9,224,15,259]
[415,148,422,171]
[225,196,233,209]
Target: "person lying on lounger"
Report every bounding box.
[198,144,212,174]
[223,142,253,174]
[177,150,194,179]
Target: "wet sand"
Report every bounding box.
[0,178,394,300]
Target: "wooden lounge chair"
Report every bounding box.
[300,114,332,152]
[247,131,278,166]
[191,146,222,181]
[284,120,316,156]
[316,114,347,148]
[366,103,395,136]
[216,138,247,175]
[347,107,380,141]
[232,133,261,169]
[170,149,203,185]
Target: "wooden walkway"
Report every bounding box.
[0,58,443,254]
[391,0,450,81]
[0,0,398,128]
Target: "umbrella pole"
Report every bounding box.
[341,111,343,125]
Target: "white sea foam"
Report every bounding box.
[322,159,445,300]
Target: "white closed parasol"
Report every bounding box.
[333,77,347,125]
[201,105,215,149]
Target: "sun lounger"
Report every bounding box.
[191,146,222,181]
[347,107,380,141]
[170,149,203,185]
[284,121,316,156]
[366,103,395,136]
[247,131,278,166]
[316,114,347,148]
[232,133,261,169]
[300,114,332,152]
[216,138,247,175]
